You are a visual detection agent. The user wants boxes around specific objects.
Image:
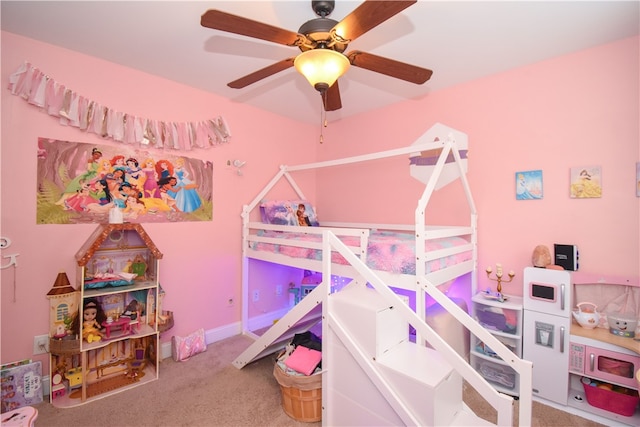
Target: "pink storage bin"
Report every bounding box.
[582,380,639,417]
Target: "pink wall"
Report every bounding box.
[0,32,318,367]
[318,36,640,293]
[1,31,638,373]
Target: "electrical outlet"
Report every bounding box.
[252,290,260,302]
[275,284,282,296]
[33,334,49,355]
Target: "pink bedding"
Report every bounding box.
[250,230,471,275]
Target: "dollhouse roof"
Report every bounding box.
[74,223,163,267]
[46,271,77,296]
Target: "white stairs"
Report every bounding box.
[324,282,493,426]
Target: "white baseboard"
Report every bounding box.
[160,321,242,360]
[247,308,291,332]
[158,310,289,360]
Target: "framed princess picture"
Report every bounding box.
[515,170,543,200]
[570,166,602,199]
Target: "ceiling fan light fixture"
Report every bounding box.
[294,49,350,92]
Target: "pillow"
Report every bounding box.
[260,200,319,226]
[171,328,207,362]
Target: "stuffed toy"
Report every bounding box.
[531,245,564,270]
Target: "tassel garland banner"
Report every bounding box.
[8,62,231,150]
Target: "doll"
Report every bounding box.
[123,299,139,320]
[72,298,107,343]
[296,203,311,226]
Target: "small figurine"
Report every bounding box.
[482,288,506,303]
[72,298,107,343]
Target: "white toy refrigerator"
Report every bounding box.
[522,267,572,405]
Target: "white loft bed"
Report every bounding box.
[240,122,474,331]
[235,123,475,362]
[233,123,533,425]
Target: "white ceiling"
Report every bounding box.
[2,1,638,124]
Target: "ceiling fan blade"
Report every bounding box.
[346,51,432,85]
[227,58,296,89]
[322,81,342,111]
[333,1,416,42]
[201,9,302,46]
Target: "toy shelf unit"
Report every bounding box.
[48,223,163,408]
[470,293,523,396]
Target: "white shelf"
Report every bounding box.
[471,349,514,365]
[472,293,523,310]
[83,280,157,298]
[80,323,158,352]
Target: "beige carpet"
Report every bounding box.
[33,334,606,426]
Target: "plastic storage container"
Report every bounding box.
[475,359,517,390]
[475,304,518,334]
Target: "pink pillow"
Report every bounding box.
[171,328,207,362]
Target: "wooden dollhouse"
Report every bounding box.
[47,223,163,408]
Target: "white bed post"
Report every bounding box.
[414,137,453,345]
[321,230,332,425]
[450,138,479,295]
[241,166,288,336]
[241,204,250,335]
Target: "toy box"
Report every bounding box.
[0,360,43,413]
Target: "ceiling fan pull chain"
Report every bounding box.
[319,97,324,144]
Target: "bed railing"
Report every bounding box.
[244,220,474,287]
[246,221,371,261]
[323,230,532,426]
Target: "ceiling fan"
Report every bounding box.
[200,0,433,112]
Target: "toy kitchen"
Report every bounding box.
[522,267,640,426]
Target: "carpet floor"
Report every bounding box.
[33,334,607,426]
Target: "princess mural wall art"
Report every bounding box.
[37,138,213,224]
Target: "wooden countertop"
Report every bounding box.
[571,322,640,354]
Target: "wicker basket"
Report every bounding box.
[273,363,322,422]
